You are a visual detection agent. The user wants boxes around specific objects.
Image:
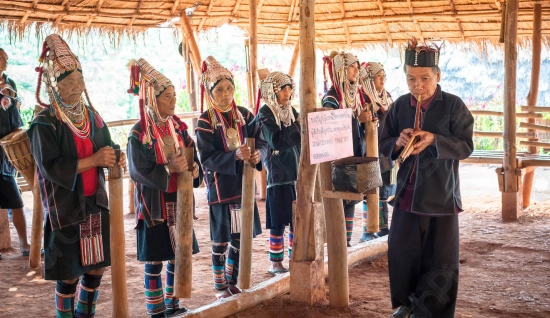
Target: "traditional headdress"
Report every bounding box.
[34,34,103,139]
[404,38,441,67]
[257,71,295,128]
[322,51,364,117]
[360,62,393,113]
[127,58,187,164]
[200,56,245,152]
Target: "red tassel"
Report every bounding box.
[35,67,50,109]
[172,115,188,131]
[139,98,146,141]
[254,88,262,115]
[200,83,205,113]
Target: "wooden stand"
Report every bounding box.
[0,209,10,251]
[365,113,379,234]
[319,160,349,307]
[29,169,43,269]
[289,201,325,304]
[522,4,542,209]
[108,154,129,317]
[174,148,195,298]
[127,180,135,214]
[238,138,256,289]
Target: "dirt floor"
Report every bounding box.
[1,164,550,318]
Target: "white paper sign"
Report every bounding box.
[308,108,354,164]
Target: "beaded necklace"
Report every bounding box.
[205,93,243,152]
[51,96,91,139]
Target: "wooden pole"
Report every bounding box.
[108,149,129,317]
[502,0,520,220]
[128,180,135,214]
[365,111,379,234]
[319,160,349,307]
[239,138,256,289]
[181,11,202,77]
[29,168,43,269]
[174,148,195,298]
[249,0,258,109]
[522,4,542,209]
[292,0,317,263]
[288,41,300,78]
[189,50,199,131]
[244,40,254,110]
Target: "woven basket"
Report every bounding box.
[331,156,383,193]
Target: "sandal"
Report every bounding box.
[267,268,289,276]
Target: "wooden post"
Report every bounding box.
[292,0,317,263]
[181,11,202,77]
[249,0,258,109]
[502,0,521,220]
[288,41,300,78]
[108,149,129,317]
[29,168,43,269]
[319,160,349,307]
[238,138,256,289]
[128,180,135,214]
[522,4,542,209]
[0,209,10,251]
[174,148,195,298]
[365,111,379,234]
[189,49,199,131]
[244,40,254,110]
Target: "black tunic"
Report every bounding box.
[196,106,267,242]
[128,122,203,261]
[28,108,113,280]
[256,105,301,228]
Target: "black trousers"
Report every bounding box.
[388,208,459,318]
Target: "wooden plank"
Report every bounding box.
[519,122,550,132]
[473,131,535,138]
[106,112,201,127]
[519,141,550,148]
[288,41,299,77]
[520,106,550,112]
[470,110,543,118]
[322,189,363,201]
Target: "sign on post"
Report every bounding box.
[308,108,354,164]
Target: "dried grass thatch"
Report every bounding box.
[0,0,549,49]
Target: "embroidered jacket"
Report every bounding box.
[127,122,203,227]
[196,106,267,205]
[28,107,112,230]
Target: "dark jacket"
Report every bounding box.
[28,108,112,230]
[127,122,203,227]
[379,85,474,216]
[256,105,301,187]
[195,106,267,205]
[0,96,22,175]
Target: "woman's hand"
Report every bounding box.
[358,110,373,123]
[192,162,200,179]
[93,146,116,167]
[249,150,261,165]
[167,154,188,173]
[235,144,251,161]
[118,152,128,173]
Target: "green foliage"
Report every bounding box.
[19,107,34,129]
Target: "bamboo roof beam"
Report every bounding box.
[198,0,215,31]
[406,0,424,42]
[449,0,465,41]
[96,0,104,13]
[53,15,63,28]
[86,15,93,27]
[170,0,180,15]
[257,0,265,16]
[232,0,243,15]
[383,21,393,46]
[282,0,298,45]
[19,11,30,24]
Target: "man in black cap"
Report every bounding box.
[379,39,474,318]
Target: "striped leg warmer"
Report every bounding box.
[288,225,293,259]
[55,280,78,318]
[362,200,368,233]
[75,273,102,318]
[379,200,388,229]
[212,243,229,291]
[164,261,179,312]
[269,228,285,262]
[144,263,166,316]
[226,239,240,286]
[344,203,355,242]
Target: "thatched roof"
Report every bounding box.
[1,0,549,48]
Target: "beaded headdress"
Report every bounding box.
[200,56,245,152]
[127,58,187,159]
[34,34,104,136]
[359,62,393,113]
[257,71,295,127]
[322,51,364,117]
[404,38,441,67]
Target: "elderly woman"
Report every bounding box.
[28,34,125,318]
[322,51,374,246]
[255,71,300,275]
[127,58,203,317]
[196,56,266,299]
[359,62,395,241]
